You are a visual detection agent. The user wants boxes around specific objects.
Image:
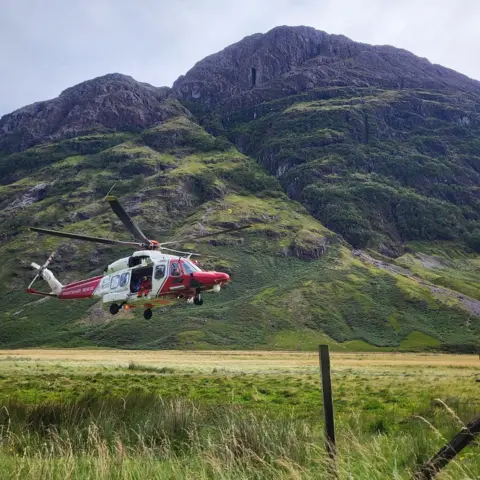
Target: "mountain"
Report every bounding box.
[173,25,480,108]
[0,26,479,352]
[174,26,480,253]
[0,73,178,155]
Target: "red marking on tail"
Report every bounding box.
[25,288,57,297]
[59,276,103,299]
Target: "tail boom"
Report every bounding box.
[58,276,103,299]
[28,258,103,299]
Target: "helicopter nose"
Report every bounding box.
[191,271,230,286]
[216,272,230,283]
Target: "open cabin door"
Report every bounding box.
[128,255,154,297]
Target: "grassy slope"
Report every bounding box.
[224,88,480,251]
[394,242,480,300]
[0,353,478,479]
[0,113,479,351]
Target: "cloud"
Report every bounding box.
[1,0,479,115]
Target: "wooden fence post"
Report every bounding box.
[413,415,480,480]
[319,344,336,460]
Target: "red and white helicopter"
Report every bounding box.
[26,195,250,319]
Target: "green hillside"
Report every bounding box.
[221,88,480,252]
[1,25,480,351]
[0,107,479,352]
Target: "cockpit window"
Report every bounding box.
[181,261,197,275]
[191,261,202,271]
[170,262,181,277]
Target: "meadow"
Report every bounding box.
[0,349,478,479]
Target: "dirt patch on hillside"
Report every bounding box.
[352,250,480,317]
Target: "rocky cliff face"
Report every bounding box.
[174,26,334,105]
[173,25,480,112]
[4,26,479,156]
[0,73,185,154]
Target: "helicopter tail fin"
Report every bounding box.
[28,253,63,295]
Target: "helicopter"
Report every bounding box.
[26,195,250,319]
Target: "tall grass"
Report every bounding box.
[127,361,175,373]
[0,393,478,479]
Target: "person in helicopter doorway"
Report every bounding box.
[137,276,152,297]
[132,277,142,292]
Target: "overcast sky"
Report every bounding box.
[1,0,479,116]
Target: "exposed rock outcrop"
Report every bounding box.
[173,25,480,113]
[3,26,480,156]
[291,230,329,260]
[0,73,184,154]
[6,183,49,211]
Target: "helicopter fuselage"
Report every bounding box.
[28,250,230,314]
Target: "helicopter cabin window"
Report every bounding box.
[128,255,149,268]
[154,265,166,280]
[170,262,181,277]
[119,272,130,288]
[110,275,120,289]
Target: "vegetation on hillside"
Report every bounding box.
[0,106,479,351]
[224,88,480,251]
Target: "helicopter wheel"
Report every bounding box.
[194,295,203,306]
[109,303,119,315]
[143,308,153,320]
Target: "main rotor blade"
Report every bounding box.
[106,196,150,245]
[158,225,252,246]
[159,246,203,256]
[30,227,143,247]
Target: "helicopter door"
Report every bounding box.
[160,259,188,295]
[152,261,168,296]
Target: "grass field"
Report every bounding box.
[0,349,478,479]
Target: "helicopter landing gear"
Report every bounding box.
[109,303,119,315]
[143,308,153,320]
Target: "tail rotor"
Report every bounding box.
[29,252,63,295]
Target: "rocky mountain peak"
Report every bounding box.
[2,25,480,156]
[58,73,168,100]
[173,25,480,111]
[0,73,178,154]
[173,25,330,105]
